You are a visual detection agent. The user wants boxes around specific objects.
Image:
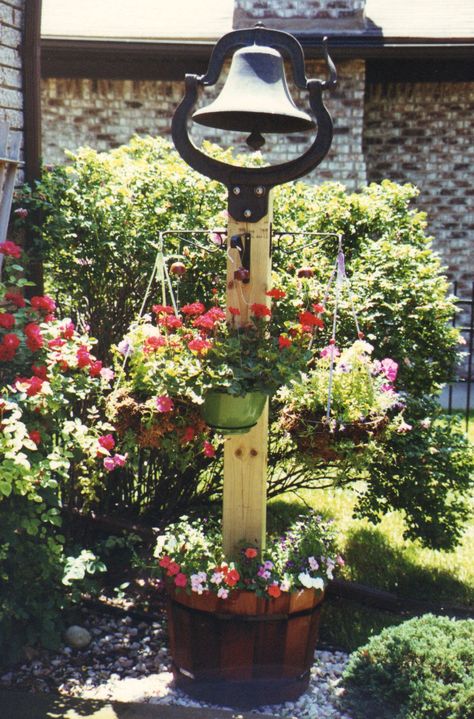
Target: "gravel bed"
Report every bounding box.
[0,607,353,718]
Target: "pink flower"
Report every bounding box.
[14,208,28,219]
[203,440,216,458]
[103,456,116,471]
[113,453,127,468]
[77,350,91,368]
[397,420,413,434]
[174,573,188,588]
[217,587,229,599]
[103,453,127,471]
[320,344,340,358]
[156,395,174,413]
[380,358,398,383]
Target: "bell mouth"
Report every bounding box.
[192,109,315,135]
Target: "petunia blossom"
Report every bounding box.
[156,395,174,413]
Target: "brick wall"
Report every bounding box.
[0,0,24,179]
[364,81,474,295]
[41,58,367,190]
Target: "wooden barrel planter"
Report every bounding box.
[166,587,324,708]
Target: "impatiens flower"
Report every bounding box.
[280,579,291,592]
[103,456,116,471]
[265,288,286,299]
[28,430,41,445]
[100,367,115,382]
[0,240,22,258]
[188,338,211,354]
[380,358,398,383]
[299,311,324,328]
[336,555,345,567]
[225,568,240,587]
[32,364,48,380]
[181,302,205,316]
[308,556,319,571]
[98,434,115,451]
[4,291,25,308]
[217,587,229,599]
[210,571,224,585]
[117,339,132,356]
[30,295,56,313]
[267,583,281,598]
[250,303,271,318]
[320,344,340,358]
[278,335,292,350]
[89,360,103,377]
[203,440,216,458]
[298,572,324,590]
[244,547,258,559]
[103,453,127,471]
[156,395,174,413]
[144,335,166,352]
[167,561,180,576]
[174,573,188,588]
[0,313,15,329]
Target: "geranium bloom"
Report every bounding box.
[152,304,174,315]
[278,335,292,350]
[76,349,91,368]
[32,364,48,380]
[0,240,22,258]
[267,583,281,598]
[4,291,25,308]
[60,320,75,339]
[312,303,325,314]
[203,440,216,458]
[250,303,271,318]
[244,547,258,559]
[156,395,174,413]
[265,288,286,299]
[48,338,66,349]
[167,561,180,577]
[158,314,183,330]
[299,311,324,328]
[228,306,241,316]
[30,295,56,313]
[181,302,205,316]
[98,434,115,451]
[0,313,15,329]
[28,430,41,445]
[159,556,171,569]
[25,376,44,397]
[144,335,166,352]
[188,338,211,354]
[25,323,43,352]
[180,426,196,444]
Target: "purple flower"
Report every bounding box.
[380,358,398,383]
[117,339,133,356]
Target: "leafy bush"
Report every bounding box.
[342,614,474,719]
[15,137,473,548]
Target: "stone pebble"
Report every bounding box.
[0,608,353,718]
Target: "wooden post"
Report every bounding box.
[223,194,273,557]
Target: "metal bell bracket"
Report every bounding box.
[171,25,337,223]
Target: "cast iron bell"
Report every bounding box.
[192,44,315,150]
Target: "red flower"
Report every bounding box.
[159,556,171,569]
[48,338,66,348]
[174,573,188,588]
[167,561,180,577]
[32,364,48,380]
[89,360,103,377]
[206,307,226,322]
[4,292,25,308]
[228,306,241,316]
[188,338,211,354]
[25,323,43,352]
[181,302,205,316]
[250,303,271,318]
[60,321,75,339]
[28,430,41,445]
[267,583,281,598]
[76,350,91,368]
[152,304,174,315]
[278,335,292,350]
[312,303,325,314]
[265,288,286,299]
[181,426,196,444]
[144,335,166,352]
[3,333,20,350]
[17,375,45,397]
[158,315,183,330]
[225,568,240,587]
[244,547,258,559]
[0,240,22,258]
[98,434,115,451]
[298,311,324,328]
[30,295,56,313]
[0,313,15,329]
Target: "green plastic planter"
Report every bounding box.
[202,391,267,434]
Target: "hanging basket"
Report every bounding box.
[166,585,324,708]
[281,409,388,461]
[202,390,267,434]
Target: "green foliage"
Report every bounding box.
[342,614,474,719]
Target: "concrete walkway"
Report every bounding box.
[0,690,276,719]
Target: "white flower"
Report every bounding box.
[308,556,319,571]
[280,578,291,592]
[298,572,325,591]
[217,587,229,599]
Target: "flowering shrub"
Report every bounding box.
[154,513,343,599]
[0,242,116,658]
